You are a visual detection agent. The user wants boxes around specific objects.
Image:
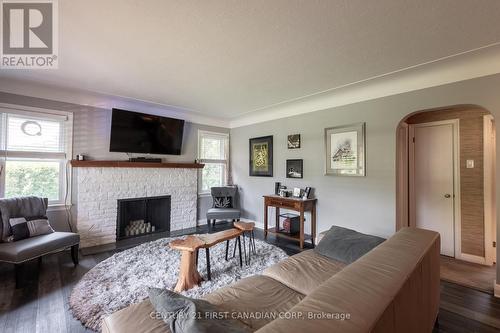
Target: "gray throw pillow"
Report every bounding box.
[315,225,385,264]
[148,288,251,333]
[9,216,54,242]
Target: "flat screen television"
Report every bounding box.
[109,108,185,155]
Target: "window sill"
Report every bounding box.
[47,204,70,212]
[198,192,211,198]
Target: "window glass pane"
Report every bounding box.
[201,163,225,192]
[6,115,63,152]
[200,136,225,160]
[5,160,60,201]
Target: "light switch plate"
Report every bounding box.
[466,160,474,168]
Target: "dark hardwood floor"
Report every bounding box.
[0,222,499,332]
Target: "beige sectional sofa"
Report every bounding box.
[102,227,440,333]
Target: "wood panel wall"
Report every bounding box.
[406,108,489,257]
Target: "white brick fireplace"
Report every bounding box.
[74,164,199,248]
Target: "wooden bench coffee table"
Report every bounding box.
[169,228,243,292]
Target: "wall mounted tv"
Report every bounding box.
[109,108,185,155]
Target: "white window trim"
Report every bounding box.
[0,104,73,207]
[197,130,229,195]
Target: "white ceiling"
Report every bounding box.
[2,0,500,125]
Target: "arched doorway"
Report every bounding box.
[396,105,496,267]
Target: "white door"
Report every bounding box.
[413,122,456,257]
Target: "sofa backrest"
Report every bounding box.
[210,186,238,208]
[0,196,48,242]
[257,227,440,333]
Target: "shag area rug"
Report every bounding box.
[69,235,288,331]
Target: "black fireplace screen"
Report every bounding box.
[116,195,171,240]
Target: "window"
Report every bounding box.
[0,107,73,205]
[198,130,229,194]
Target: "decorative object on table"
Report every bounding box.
[292,187,302,198]
[249,135,273,177]
[76,154,85,161]
[274,182,281,195]
[302,186,312,199]
[69,236,287,331]
[286,159,303,178]
[287,134,301,149]
[278,187,291,197]
[325,122,365,176]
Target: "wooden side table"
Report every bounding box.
[263,195,317,249]
[234,221,256,265]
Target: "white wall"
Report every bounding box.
[230,74,500,245]
[0,92,229,230]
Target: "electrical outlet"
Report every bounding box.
[466,160,475,168]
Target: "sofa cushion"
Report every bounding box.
[262,249,346,295]
[102,275,302,333]
[315,225,385,264]
[0,196,48,242]
[148,288,251,333]
[255,228,440,333]
[203,275,304,330]
[102,299,169,333]
[206,208,240,219]
[0,232,79,263]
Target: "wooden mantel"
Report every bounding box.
[70,160,204,169]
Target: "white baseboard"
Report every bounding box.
[456,252,487,265]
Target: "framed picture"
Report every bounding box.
[325,122,365,176]
[287,134,301,149]
[286,159,303,179]
[292,187,301,197]
[302,187,312,199]
[249,136,273,177]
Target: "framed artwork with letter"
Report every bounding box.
[249,135,273,177]
[325,123,365,176]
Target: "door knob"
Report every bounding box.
[444,194,451,198]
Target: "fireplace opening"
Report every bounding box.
[116,195,171,240]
